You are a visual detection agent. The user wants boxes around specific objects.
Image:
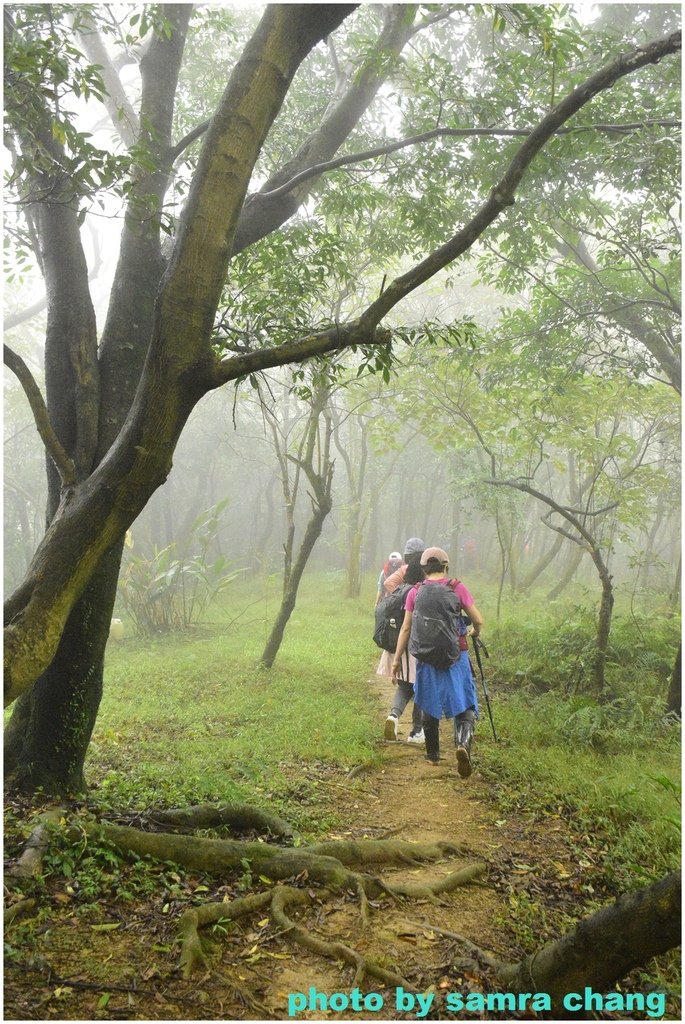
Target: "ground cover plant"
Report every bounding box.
[4,574,681,1019]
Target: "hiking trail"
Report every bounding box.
[5,667,580,1022]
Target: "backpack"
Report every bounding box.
[373,583,412,653]
[408,579,462,669]
[383,556,404,579]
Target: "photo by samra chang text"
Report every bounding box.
[286,984,667,1019]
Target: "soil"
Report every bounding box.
[4,669,586,1022]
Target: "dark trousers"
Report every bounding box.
[422,708,475,761]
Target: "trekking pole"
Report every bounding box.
[471,635,498,743]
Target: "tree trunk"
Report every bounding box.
[497,870,681,1017]
[547,544,585,601]
[4,542,124,794]
[261,389,333,668]
[594,569,615,696]
[670,552,681,610]
[3,6,192,794]
[519,531,564,592]
[251,472,278,572]
[666,641,681,717]
[346,518,363,598]
[260,493,333,668]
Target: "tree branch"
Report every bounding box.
[258,120,681,202]
[70,11,139,148]
[4,345,76,486]
[230,4,416,255]
[357,31,682,330]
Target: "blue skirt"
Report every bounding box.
[414,653,479,720]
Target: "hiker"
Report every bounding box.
[378,538,426,743]
[375,550,404,607]
[391,546,484,776]
[382,537,424,596]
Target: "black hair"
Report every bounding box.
[423,556,447,574]
[404,550,424,568]
[404,561,425,585]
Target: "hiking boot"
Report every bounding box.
[456,745,472,778]
[384,715,398,741]
[454,715,474,778]
[424,754,440,765]
[407,728,425,744]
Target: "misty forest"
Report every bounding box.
[3,3,681,1021]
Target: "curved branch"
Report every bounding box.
[488,478,600,550]
[4,345,76,487]
[259,119,682,202]
[358,31,681,329]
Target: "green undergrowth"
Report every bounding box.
[90,572,378,835]
[477,691,680,889]
[469,579,681,893]
[5,571,681,1009]
[94,571,680,895]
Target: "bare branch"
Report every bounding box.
[258,120,681,202]
[4,345,76,487]
[358,32,682,329]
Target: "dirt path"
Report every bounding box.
[256,669,558,1021]
[5,669,579,1022]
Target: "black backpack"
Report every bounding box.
[373,584,412,653]
[408,579,462,669]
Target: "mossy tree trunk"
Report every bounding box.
[4,5,192,794]
[4,4,355,789]
[498,870,681,1015]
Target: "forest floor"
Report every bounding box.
[2,669,651,1022]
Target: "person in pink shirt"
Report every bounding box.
[392,546,484,776]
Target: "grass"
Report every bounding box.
[6,570,680,1019]
[90,572,380,832]
[93,569,681,890]
[468,576,681,891]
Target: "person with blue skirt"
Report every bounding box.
[391,546,484,776]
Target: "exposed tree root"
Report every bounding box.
[179,890,274,979]
[145,803,298,841]
[163,827,486,980]
[10,803,677,1007]
[85,823,473,894]
[7,805,66,879]
[403,916,500,968]
[4,898,37,927]
[270,886,415,990]
[305,837,470,866]
[382,862,486,901]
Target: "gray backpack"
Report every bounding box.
[409,579,462,669]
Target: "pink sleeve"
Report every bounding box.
[455,581,474,606]
[384,565,407,593]
[405,584,419,612]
